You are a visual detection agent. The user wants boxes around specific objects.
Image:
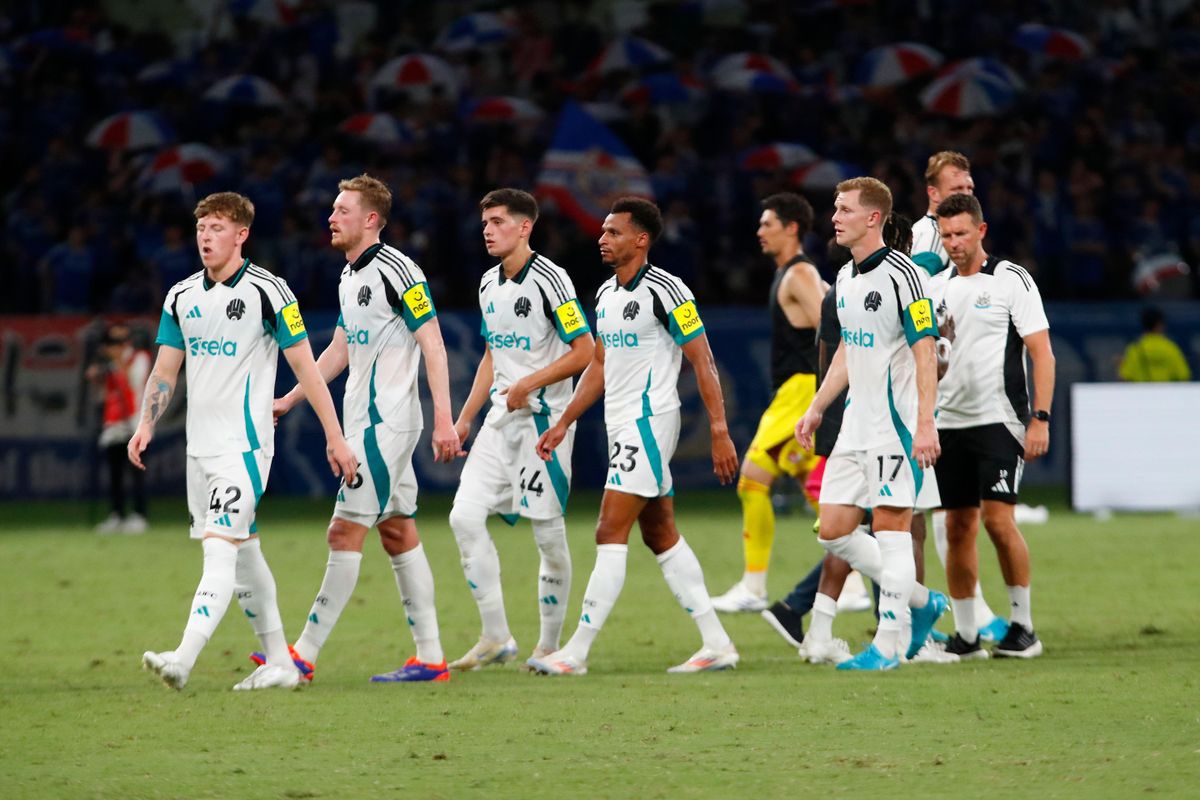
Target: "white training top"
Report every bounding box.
[478,252,589,425]
[336,243,436,435]
[595,264,705,426]
[834,247,938,451]
[157,259,307,457]
[936,257,1050,442]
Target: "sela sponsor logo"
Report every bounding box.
[486,330,532,350]
[344,324,370,345]
[840,327,875,348]
[188,336,238,357]
[599,330,639,348]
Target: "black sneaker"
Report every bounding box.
[945,632,990,660]
[760,601,804,648]
[993,622,1043,659]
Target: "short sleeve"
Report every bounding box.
[336,311,345,330]
[911,251,943,277]
[155,308,184,350]
[274,300,309,348]
[552,298,589,342]
[891,260,938,346]
[1004,264,1049,338]
[400,281,437,331]
[659,279,705,345]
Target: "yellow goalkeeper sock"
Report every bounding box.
[737,475,775,575]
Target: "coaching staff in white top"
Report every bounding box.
[933,193,1055,660]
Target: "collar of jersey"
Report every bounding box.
[203,258,250,290]
[498,251,536,284]
[782,253,812,270]
[950,257,995,279]
[618,263,650,291]
[852,247,889,276]
[348,242,384,273]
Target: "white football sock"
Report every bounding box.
[742,570,767,597]
[657,537,731,650]
[973,584,997,626]
[391,544,443,664]
[820,527,882,583]
[532,517,571,652]
[175,537,238,669]
[809,593,837,642]
[951,596,978,642]
[449,502,510,643]
[293,550,362,664]
[873,531,915,660]
[1007,584,1032,629]
[932,510,949,566]
[562,544,627,660]
[233,538,289,667]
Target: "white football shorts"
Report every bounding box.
[454,413,574,522]
[603,411,680,499]
[334,423,420,528]
[820,441,931,510]
[186,450,272,539]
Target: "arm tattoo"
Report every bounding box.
[141,378,173,425]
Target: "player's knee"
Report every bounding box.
[736,474,771,502]
[448,502,486,538]
[742,451,779,484]
[326,517,366,551]
[981,503,1018,536]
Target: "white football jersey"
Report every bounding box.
[936,258,1049,441]
[337,243,436,435]
[910,213,950,277]
[478,253,589,425]
[595,264,705,426]
[834,247,938,451]
[156,259,308,458]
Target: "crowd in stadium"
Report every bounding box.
[3,0,1200,316]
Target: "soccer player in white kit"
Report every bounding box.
[132,192,357,691]
[527,197,740,676]
[934,193,1054,660]
[446,189,594,670]
[266,175,460,683]
[909,152,1008,644]
[796,178,949,671]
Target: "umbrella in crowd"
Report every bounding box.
[619,73,706,105]
[371,54,458,98]
[139,143,227,194]
[85,111,174,151]
[338,113,414,145]
[1012,24,1094,60]
[136,59,192,86]
[466,96,545,123]
[919,58,1024,118]
[855,42,944,87]
[790,160,860,189]
[204,74,286,107]
[585,36,673,76]
[580,101,628,123]
[739,142,819,171]
[711,52,798,93]
[228,0,302,26]
[435,11,514,52]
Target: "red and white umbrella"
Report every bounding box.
[790,160,861,189]
[740,143,818,171]
[140,143,227,193]
[466,96,545,123]
[1013,24,1093,60]
[855,43,943,88]
[228,0,302,26]
[204,74,286,107]
[919,58,1024,118]
[580,102,627,123]
[711,53,798,93]
[435,12,514,53]
[85,111,174,151]
[586,36,673,76]
[338,113,414,145]
[620,73,706,105]
[371,54,458,97]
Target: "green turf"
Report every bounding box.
[1,490,1197,799]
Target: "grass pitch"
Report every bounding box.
[1,489,1197,799]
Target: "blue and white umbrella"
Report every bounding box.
[436,12,514,53]
[620,73,706,105]
[711,52,798,93]
[586,36,672,76]
[855,43,943,88]
[919,59,1024,118]
[204,74,287,107]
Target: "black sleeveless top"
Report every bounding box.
[769,254,818,391]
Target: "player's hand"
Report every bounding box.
[535,422,566,461]
[453,419,472,455]
[431,419,463,463]
[127,424,152,470]
[911,422,940,469]
[272,396,293,426]
[796,408,822,451]
[498,378,531,412]
[711,431,738,485]
[1024,419,1049,461]
[940,313,956,345]
[326,435,358,484]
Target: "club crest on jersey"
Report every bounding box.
[226,299,246,320]
[514,296,532,317]
[864,291,883,312]
[358,286,372,307]
[623,300,640,320]
[974,292,991,310]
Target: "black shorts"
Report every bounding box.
[934,424,1024,508]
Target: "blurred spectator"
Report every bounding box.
[1119,306,1192,382]
[38,225,95,312]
